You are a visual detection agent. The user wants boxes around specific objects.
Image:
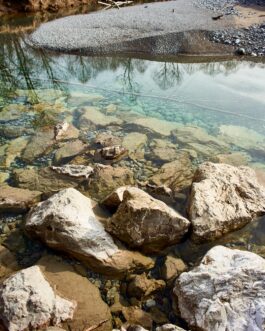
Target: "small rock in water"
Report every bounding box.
[100,145,128,160]
[54,121,69,140]
[51,164,93,179]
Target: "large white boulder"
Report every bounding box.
[25,188,154,277]
[174,246,265,331]
[0,266,76,331]
[188,162,265,242]
[106,187,190,253]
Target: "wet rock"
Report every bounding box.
[53,121,78,140]
[161,256,187,282]
[45,327,66,331]
[132,117,181,136]
[0,185,41,213]
[0,266,76,331]
[100,146,128,160]
[156,324,186,331]
[214,151,251,166]
[13,166,85,193]
[22,124,79,162]
[149,139,178,162]
[150,153,194,194]
[172,126,229,157]
[122,307,153,330]
[95,132,122,148]
[68,92,104,107]
[0,245,19,281]
[174,245,265,331]
[127,273,165,299]
[78,107,123,129]
[149,307,168,324]
[26,188,154,277]
[88,164,134,201]
[189,162,265,242]
[122,133,147,159]
[0,172,9,184]
[38,255,112,331]
[54,139,86,164]
[51,164,94,179]
[0,125,33,139]
[0,104,30,122]
[107,187,190,253]
[0,136,29,168]
[219,125,265,153]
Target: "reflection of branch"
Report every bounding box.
[98,0,133,9]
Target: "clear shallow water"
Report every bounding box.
[0,28,265,262]
[0,14,265,331]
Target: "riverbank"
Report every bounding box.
[29,0,265,58]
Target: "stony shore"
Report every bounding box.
[29,0,265,57]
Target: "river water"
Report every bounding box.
[0,11,265,329]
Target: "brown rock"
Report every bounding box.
[214,152,251,167]
[122,132,147,159]
[122,307,153,329]
[79,107,123,129]
[38,255,112,331]
[54,139,86,164]
[0,185,41,212]
[0,245,19,281]
[88,164,134,201]
[150,153,194,194]
[95,133,122,148]
[127,273,165,299]
[161,256,187,282]
[150,139,178,162]
[107,187,190,253]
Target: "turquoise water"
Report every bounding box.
[0,22,265,260]
[0,13,265,331]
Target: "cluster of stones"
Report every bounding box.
[1,159,265,330]
[1,91,265,330]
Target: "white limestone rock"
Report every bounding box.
[174,246,265,331]
[0,266,76,331]
[188,162,265,242]
[25,188,154,277]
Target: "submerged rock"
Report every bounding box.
[38,255,112,331]
[51,164,93,179]
[26,188,154,277]
[219,125,265,153]
[0,185,41,212]
[132,117,181,136]
[214,151,251,166]
[54,139,86,164]
[172,126,229,157]
[95,132,122,148]
[78,107,123,129]
[88,164,134,201]
[13,166,85,193]
[0,136,29,168]
[149,139,178,162]
[150,153,194,193]
[22,124,79,162]
[122,132,147,159]
[0,266,76,331]
[106,187,190,253]
[174,246,265,331]
[189,162,265,242]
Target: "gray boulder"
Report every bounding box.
[174,246,265,331]
[189,162,265,242]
